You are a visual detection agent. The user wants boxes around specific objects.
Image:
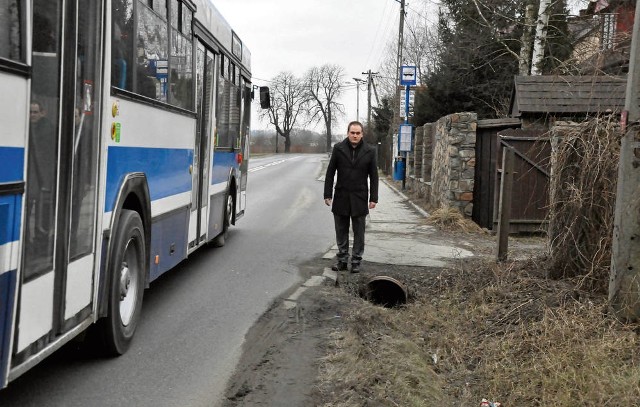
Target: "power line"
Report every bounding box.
[365,1,391,66]
[365,0,394,69]
[251,76,275,84]
[369,3,401,72]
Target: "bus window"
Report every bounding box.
[216,55,231,148]
[182,3,192,36]
[111,0,134,90]
[69,0,102,261]
[242,80,251,139]
[229,63,241,149]
[0,0,22,61]
[25,0,62,279]
[136,1,168,101]
[169,0,193,110]
[152,0,167,20]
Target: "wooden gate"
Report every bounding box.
[494,128,550,233]
[473,119,521,229]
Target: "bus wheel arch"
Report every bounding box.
[212,177,236,247]
[95,174,151,354]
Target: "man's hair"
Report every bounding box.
[31,100,44,111]
[347,121,364,133]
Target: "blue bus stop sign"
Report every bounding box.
[400,66,417,86]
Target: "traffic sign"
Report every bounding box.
[399,87,415,118]
[400,65,417,86]
[398,124,413,152]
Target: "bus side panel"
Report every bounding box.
[104,146,193,213]
[210,151,237,186]
[104,146,193,282]
[0,195,20,388]
[149,207,189,281]
[0,71,28,387]
[208,151,237,237]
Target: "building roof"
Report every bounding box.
[509,75,627,117]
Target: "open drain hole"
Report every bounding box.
[364,276,408,308]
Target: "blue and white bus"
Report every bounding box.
[0,0,267,388]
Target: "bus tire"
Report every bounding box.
[212,191,233,247]
[98,209,146,355]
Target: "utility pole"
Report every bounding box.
[395,0,406,120]
[395,0,406,85]
[353,77,366,122]
[531,0,551,75]
[610,0,640,321]
[362,70,378,129]
[371,78,380,106]
[390,0,407,185]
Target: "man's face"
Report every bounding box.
[30,103,44,124]
[347,124,363,146]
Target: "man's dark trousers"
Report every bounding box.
[334,213,366,266]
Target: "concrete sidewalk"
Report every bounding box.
[282,176,477,309]
[322,178,474,268]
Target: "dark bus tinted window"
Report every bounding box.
[112,0,134,90]
[111,0,193,110]
[0,0,23,61]
[137,1,168,101]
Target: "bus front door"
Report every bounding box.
[189,42,215,250]
[15,0,102,367]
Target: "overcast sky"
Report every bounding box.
[213,0,405,133]
[213,0,590,134]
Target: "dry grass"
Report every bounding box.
[317,121,637,405]
[547,117,621,293]
[318,257,640,406]
[318,299,445,406]
[424,206,484,233]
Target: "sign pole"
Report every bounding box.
[398,65,416,190]
[402,84,410,189]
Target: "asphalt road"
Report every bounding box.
[0,153,335,406]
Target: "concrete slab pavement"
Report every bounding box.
[284,174,477,309]
[322,178,474,267]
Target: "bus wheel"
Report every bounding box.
[212,192,233,247]
[99,209,145,355]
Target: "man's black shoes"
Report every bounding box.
[331,262,348,271]
[331,261,361,273]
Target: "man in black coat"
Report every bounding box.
[324,121,379,273]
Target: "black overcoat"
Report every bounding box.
[324,138,379,217]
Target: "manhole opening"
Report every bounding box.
[365,276,408,308]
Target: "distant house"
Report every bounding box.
[568,0,635,74]
[509,75,627,127]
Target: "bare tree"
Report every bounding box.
[374,4,441,113]
[403,4,440,82]
[260,72,306,153]
[303,64,345,151]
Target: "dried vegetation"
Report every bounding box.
[425,206,483,233]
[318,118,640,406]
[547,117,621,292]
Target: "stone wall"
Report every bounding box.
[406,112,477,215]
[422,123,434,182]
[413,126,423,181]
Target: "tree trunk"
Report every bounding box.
[284,135,291,153]
[531,0,551,75]
[519,4,535,75]
[325,114,333,152]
